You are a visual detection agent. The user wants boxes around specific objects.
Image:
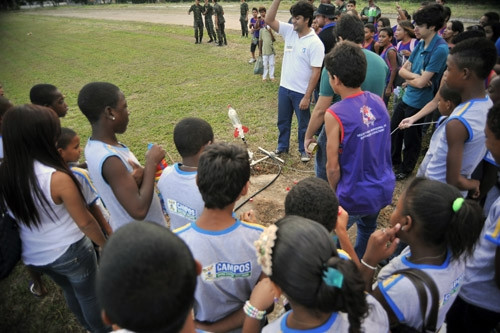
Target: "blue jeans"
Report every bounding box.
[28,237,109,333]
[315,125,327,181]
[346,213,379,259]
[277,86,311,154]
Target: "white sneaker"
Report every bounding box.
[248,58,256,63]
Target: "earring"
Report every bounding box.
[401,226,406,231]
[111,116,115,120]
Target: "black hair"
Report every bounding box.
[325,41,366,88]
[483,21,500,43]
[438,84,461,108]
[379,26,394,38]
[0,104,82,228]
[401,9,411,21]
[348,0,356,5]
[443,6,451,21]
[377,17,390,28]
[173,117,213,158]
[284,177,339,231]
[197,142,250,209]
[449,20,464,34]
[403,178,484,261]
[29,83,58,106]
[252,7,258,12]
[290,0,315,27]
[487,103,500,140]
[420,1,429,6]
[452,29,485,44]
[449,37,497,80]
[259,6,266,12]
[56,127,77,150]
[97,222,197,333]
[335,14,364,44]
[483,11,500,23]
[78,82,120,123]
[413,4,445,32]
[0,96,13,119]
[364,23,375,33]
[271,216,368,333]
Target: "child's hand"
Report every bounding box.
[249,278,275,311]
[240,209,258,223]
[335,206,348,234]
[363,224,401,267]
[146,144,166,165]
[129,159,144,187]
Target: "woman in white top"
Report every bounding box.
[0,104,108,332]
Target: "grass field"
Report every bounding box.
[0,1,497,332]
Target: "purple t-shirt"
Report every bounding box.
[326,91,395,215]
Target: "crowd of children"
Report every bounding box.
[1,1,500,332]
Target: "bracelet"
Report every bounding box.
[243,300,266,320]
[361,259,377,270]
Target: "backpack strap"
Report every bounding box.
[374,268,440,333]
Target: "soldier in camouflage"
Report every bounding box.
[203,0,217,43]
[213,0,227,46]
[240,0,249,37]
[188,0,204,44]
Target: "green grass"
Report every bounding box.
[0,12,284,165]
[0,2,497,331]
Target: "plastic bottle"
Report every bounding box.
[228,105,244,139]
[147,143,168,182]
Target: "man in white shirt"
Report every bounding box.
[266,0,324,162]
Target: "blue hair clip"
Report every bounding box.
[322,267,344,288]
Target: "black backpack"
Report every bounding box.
[0,209,21,279]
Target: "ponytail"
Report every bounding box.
[446,198,484,260]
[404,178,485,261]
[316,257,368,333]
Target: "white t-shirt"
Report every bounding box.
[459,196,500,313]
[263,294,389,332]
[175,219,263,324]
[85,139,166,231]
[20,161,84,266]
[278,21,324,94]
[374,246,465,331]
[417,97,493,197]
[157,163,204,230]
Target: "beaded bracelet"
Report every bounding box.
[243,300,266,320]
[361,259,377,270]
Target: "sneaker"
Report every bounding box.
[249,58,256,63]
[300,152,311,162]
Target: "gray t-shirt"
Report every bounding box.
[158,163,204,230]
[175,219,263,324]
[263,294,389,332]
[375,246,465,331]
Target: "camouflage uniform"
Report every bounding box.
[188,2,204,43]
[214,1,226,46]
[203,2,217,43]
[239,1,249,37]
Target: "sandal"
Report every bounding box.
[29,280,48,298]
